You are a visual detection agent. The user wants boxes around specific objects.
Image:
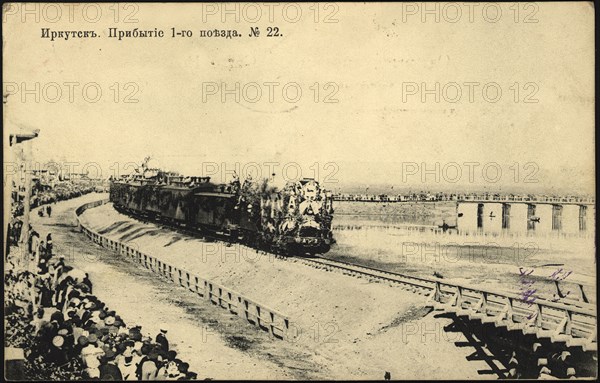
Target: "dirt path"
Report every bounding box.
[29,194,310,380]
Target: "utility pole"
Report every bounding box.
[5,93,40,262]
[20,138,33,246]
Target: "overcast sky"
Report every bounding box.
[4,2,595,194]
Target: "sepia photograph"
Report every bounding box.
[3,2,596,380]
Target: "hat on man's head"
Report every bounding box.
[129,327,142,341]
[88,333,98,343]
[116,342,127,354]
[140,343,151,355]
[52,335,65,348]
[105,316,115,326]
[104,348,116,360]
[50,311,64,323]
[78,336,89,347]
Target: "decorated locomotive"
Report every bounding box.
[109,159,335,256]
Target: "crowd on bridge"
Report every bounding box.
[334,191,596,204]
[5,197,198,380]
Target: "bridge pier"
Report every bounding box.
[502,203,511,229]
[458,200,593,234]
[579,205,587,231]
[552,204,563,231]
[527,204,537,230]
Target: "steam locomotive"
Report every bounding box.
[108,161,335,256]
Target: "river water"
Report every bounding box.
[327,201,596,299]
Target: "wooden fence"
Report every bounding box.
[75,199,291,340]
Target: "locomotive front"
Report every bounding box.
[260,178,334,255]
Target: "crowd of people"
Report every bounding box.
[5,202,198,380]
[32,181,96,206]
[11,179,95,217]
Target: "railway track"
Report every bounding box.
[291,256,597,378]
[291,256,437,294]
[290,256,596,345]
[292,256,595,310]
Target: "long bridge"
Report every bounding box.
[457,195,595,206]
[333,192,595,206]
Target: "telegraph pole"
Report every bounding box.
[5,93,40,262]
[20,138,33,245]
[15,132,40,243]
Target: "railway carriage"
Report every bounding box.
[109,163,334,256]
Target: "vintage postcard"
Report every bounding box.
[3,2,596,380]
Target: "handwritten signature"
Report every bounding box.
[518,267,573,320]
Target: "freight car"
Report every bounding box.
[109,162,334,256]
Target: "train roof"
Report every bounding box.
[194,192,236,198]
